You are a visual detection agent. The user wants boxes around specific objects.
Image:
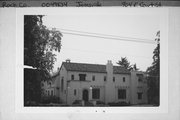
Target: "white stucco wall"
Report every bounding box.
[61,69,131,105]
[58,64,148,105]
[66,71,107,104]
[59,65,68,103]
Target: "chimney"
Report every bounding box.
[105,60,114,104]
[66,59,71,63]
[106,60,113,75]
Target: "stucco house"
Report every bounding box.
[42,60,148,105]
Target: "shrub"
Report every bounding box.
[24,101,38,106]
[72,100,82,105]
[96,101,105,105]
[41,96,62,104]
[108,101,130,106]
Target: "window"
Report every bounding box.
[49,82,51,87]
[137,74,143,82]
[104,76,107,82]
[79,74,86,81]
[61,77,64,92]
[92,75,95,81]
[123,77,125,82]
[51,90,53,96]
[113,77,115,82]
[92,88,100,99]
[71,74,74,80]
[74,89,76,96]
[138,78,142,82]
[138,76,143,82]
[137,92,143,100]
[48,91,50,96]
[118,89,126,99]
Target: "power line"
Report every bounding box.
[49,27,156,44]
[61,31,156,44]
[58,28,154,42]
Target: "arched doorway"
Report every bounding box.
[82,89,89,101]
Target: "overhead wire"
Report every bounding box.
[48,27,158,70]
[61,31,156,44]
[58,28,154,42]
[49,27,156,44]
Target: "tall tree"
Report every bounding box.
[146,31,160,105]
[24,15,62,77]
[133,63,139,71]
[117,57,139,71]
[24,15,62,105]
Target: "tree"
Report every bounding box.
[132,63,139,71]
[117,57,139,71]
[146,31,160,105]
[24,15,62,105]
[24,15,62,77]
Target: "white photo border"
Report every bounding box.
[15,7,168,113]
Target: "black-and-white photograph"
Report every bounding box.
[24,10,160,107]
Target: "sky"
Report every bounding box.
[42,8,160,72]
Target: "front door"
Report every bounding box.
[82,89,89,101]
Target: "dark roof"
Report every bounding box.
[51,71,60,78]
[62,62,130,74]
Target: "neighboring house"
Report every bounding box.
[130,71,148,104]
[41,71,60,97]
[57,60,148,105]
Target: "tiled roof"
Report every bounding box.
[62,62,130,74]
[51,71,60,78]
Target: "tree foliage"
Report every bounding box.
[146,31,160,105]
[117,57,139,71]
[24,15,62,76]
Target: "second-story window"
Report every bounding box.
[113,77,115,82]
[123,77,125,82]
[104,76,107,82]
[138,78,142,82]
[79,74,86,81]
[49,82,51,87]
[137,74,143,82]
[71,74,74,80]
[92,75,95,81]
